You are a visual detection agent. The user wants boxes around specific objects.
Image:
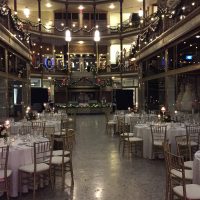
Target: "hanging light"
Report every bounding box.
[109,3,115,9]
[138,8,143,17]
[65,30,72,42]
[94,30,100,42]
[23,7,30,18]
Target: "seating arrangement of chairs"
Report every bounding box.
[0,146,12,200]
[163,139,198,200]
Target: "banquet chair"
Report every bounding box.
[166,151,200,200]
[150,125,167,159]
[106,113,117,135]
[31,121,46,136]
[129,116,138,132]
[186,124,200,155]
[67,113,76,130]
[54,119,68,137]
[19,125,33,135]
[51,132,74,190]
[52,129,75,157]
[43,126,55,139]
[18,140,53,200]
[163,140,171,200]
[0,146,12,200]
[119,123,133,151]
[116,115,126,135]
[121,129,143,157]
[175,135,193,169]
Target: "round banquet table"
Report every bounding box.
[2,137,48,197]
[135,123,186,159]
[10,120,61,134]
[193,151,200,184]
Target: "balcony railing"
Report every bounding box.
[137,0,200,51]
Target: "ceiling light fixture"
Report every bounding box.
[94,30,100,42]
[78,41,84,44]
[109,3,115,9]
[78,5,84,10]
[46,3,52,8]
[23,7,30,18]
[196,35,200,38]
[65,30,72,42]
[138,8,143,17]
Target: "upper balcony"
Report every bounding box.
[1,1,199,78]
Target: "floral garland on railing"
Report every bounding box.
[54,77,113,88]
[0,120,10,143]
[0,3,31,44]
[67,77,112,88]
[131,0,198,57]
[67,103,112,108]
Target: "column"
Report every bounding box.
[119,0,123,72]
[38,0,41,31]
[14,0,17,14]
[165,76,176,114]
[79,6,83,28]
[93,4,97,71]
[143,0,146,26]
[138,62,145,111]
[164,49,175,114]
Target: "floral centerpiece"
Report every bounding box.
[0,120,10,143]
[25,106,37,121]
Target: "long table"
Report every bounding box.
[66,106,112,114]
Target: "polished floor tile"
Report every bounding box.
[9,115,165,200]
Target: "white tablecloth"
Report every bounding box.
[193,151,200,184]
[6,137,48,197]
[135,123,186,159]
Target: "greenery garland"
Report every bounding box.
[54,77,112,88]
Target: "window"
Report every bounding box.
[54,13,62,20]
[83,13,90,20]
[0,46,5,72]
[99,13,107,20]
[72,13,78,20]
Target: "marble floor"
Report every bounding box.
[10,115,165,200]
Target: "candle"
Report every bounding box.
[158,114,161,119]
[27,106,30,111]
[161,107,166,117]
[5,120,10,128]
